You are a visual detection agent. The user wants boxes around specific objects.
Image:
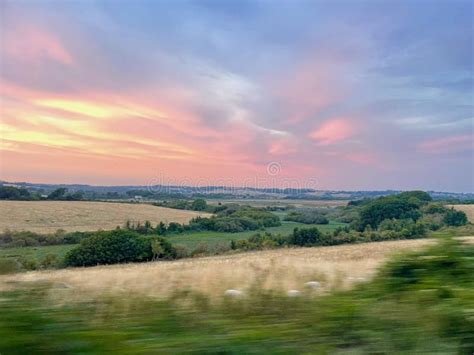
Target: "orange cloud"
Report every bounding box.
[309,118,356,145]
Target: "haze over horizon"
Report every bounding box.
[1,0,473,192]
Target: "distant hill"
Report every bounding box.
[1,181,473,202]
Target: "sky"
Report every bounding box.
[0,0,473,192]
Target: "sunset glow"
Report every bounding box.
[0,0,472,191]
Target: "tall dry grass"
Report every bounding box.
[4,238,469,299]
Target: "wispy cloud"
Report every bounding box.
[0,0,472,190]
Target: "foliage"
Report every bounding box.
[154,199,215,212]
[47,188,84,201]
[186,207,280,233]
[423,202,448,214]
[0,186,35,200]
[0,229,93,248]
[191,199,208,211]
[443,208,468,227]
[284,209,329,224]
[397,190,432,202]
[64,230,176,267]
[289,227,326,246]
[230,208,281,227]
[359,195,422,229]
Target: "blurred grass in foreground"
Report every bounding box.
[1,238,473,354]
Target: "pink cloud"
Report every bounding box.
[3,26,74,66]
[418,135,473,154]
[268,136,298,156]
[309,118,356,145]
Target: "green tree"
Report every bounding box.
[0,186,32,200]
[48,188,68,200]
[289,227,326,246]
[360,195,421,229]
[443,209,468,227]
[191,199,208,211]
[156,222,167,235]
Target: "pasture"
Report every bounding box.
[167,220,346,248]
[0,221,347,267]
[0,201,210,233]
[0,244,75,263]
[3,238,467,298]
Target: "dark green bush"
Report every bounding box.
[188,208,279,233]
[0,186,34,200]
[424,202,448,214]
[284,210,329,224]
[360,196,421,229]
[443,209,468,227]
[289,227,330,246]
[64,230,176,267]
[231,208,281,227]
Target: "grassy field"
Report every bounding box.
[0,201,210,233]
[449,204,474,222]
[2,238,473,353]
[0,221,347,266]
[2,237,462,298]
[0,244,75,262]
[167,220,347,248]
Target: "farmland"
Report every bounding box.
[0,220,347,266]
[167,220,346,248]
[4,237,469,298]
[0,195,473,353]
[0,201,210,233]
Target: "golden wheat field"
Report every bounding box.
[449,204,474,222]
[0,201,210,233]
[4,238,472,300]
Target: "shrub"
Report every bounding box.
[0,186,34,200]
[191,243,211,257]
[233,239,257,251]
[232,208,281,227]
[174,245,190,259]
[284,210,329,224]
[213,242,231,254]
[0,259,20,274]
[150,237,177,260]
[191,199,208,211]
[419,213,444,231]
[40,254,61,269]
[289,227,329,246]
[167,222,184,233]
[423,202,447,214]
[360,195,421,229]
[0,230,93,248]
[443,209,468,227]
[17,257,38,271]
[64,230,176,267]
